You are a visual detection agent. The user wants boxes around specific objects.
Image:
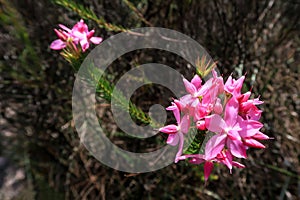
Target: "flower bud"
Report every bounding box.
[196,120,206,130]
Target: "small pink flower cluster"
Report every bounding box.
[50,19,102,52]
[159,70,269,181]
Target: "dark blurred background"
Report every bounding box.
[0,0,299,199]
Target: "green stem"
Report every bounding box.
[264,163,300,179]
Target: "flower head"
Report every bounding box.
[50,19,102,52]
[159,65,269,182]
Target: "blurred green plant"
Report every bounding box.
[52,0,129,32]
[0,0,43,82]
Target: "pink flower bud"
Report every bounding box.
[196,120,206,130]
[54,29,69,41]
[213,98,223,114]
[159,125,178,134]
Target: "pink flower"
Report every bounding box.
[195,70,224,118]
[237,91,263,120]
[50,19,102,52]
[216,150,233,172]
[205,97,247,159]
[71,19,103,52]
[215,149,245,173]
[180,71,224,121]
[205,96,266,159]
[224,74,245,96]
[238,118,267,149]
[180,76,201,108]
[159,102,190,163]
[177,151,245,181]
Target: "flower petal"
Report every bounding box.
[204,161,214,181]
[251,132,269,140]
[175,132,184,163]
[191,74,202,89]
[205,133,226,160]
[243,138,265,149]
[205,114,226,133]
[58,24,72,33]
[50,39,66,50]
[54,29,68,40]
[166,102,180,123]
[213,98,223,114]
[72,30,85,40]
[217,150,233,172]
[228,139,247,158]
[90,36,103,44]
[224,97,239,127]
[183,77,197,95]
[180,114,190,134]
[239,118,263,137]
[179,94,194,107]
[159,124,178,134]
[224,150,233,172]
[80,39,89,52]
[166,134,179,146]
[232,161,245,168]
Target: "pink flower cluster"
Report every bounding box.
[50,19,102,52]
[159,70,269,181]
